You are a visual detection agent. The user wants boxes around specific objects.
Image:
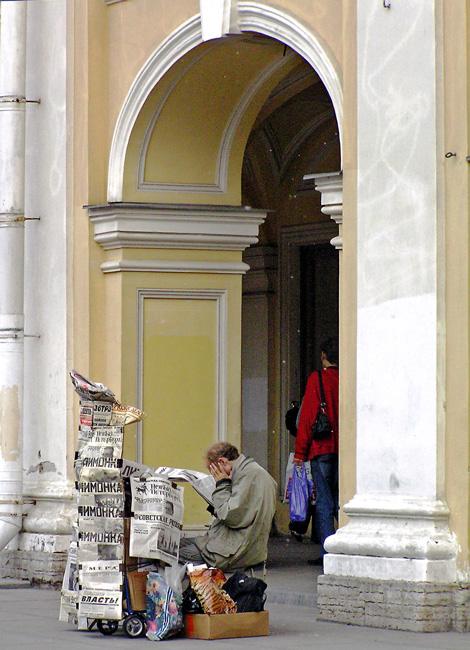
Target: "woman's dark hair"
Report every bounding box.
[320,337,339,365]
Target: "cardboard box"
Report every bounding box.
[183,611,269,640]
[126,570,148,611]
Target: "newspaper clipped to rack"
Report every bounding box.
[59,524,79,624]
[129,475,184,565]
[155,466,216,506]
[122,458,156,479]
[79,560,123,589]
[78,589,123,620]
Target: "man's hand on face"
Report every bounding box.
[209,459,232,482]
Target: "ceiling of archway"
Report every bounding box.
[242,60,340,207]
[242,58,340,243]
[122,34,340,209]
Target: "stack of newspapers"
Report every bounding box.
[60,371,144,628]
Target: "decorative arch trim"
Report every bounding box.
[107,2,343,202]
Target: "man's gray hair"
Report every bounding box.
[206,442,239,463]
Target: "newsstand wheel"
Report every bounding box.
[123,613,146,638]
[96,619,119,635]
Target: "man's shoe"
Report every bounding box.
[307,557,323,567]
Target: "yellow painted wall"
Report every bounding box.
[142,297,217,527]
[97,249,243,526]
[71,0,109,482]
[442,0,470,572]
[76,0,347,528]
[106,0,343,178]
[338,0,357,527]
[107,0,199,145]
[76,1,470,570]
[142,297,217,465]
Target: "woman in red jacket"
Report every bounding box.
[294,338,339,567]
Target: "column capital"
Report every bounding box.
[242,245,278,295]
[303,171,343,249]
[88,202,267,253]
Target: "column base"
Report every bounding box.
[318,573,470,632]
[324,552,457,584]
[0,533,69,586]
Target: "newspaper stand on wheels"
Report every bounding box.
[59,372,149,637]
[89,563,147,638]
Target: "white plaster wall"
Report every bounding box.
[23,0,70,501]
[356,1,439,498]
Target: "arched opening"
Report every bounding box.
[100,8,343,533]
[107,6,343,203]
[239,56,341,533]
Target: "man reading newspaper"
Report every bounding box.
[179,442,277,571]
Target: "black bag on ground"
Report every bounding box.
[182,586,203,614]
[222,571,267,612]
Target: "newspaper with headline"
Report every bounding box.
[129,476,184,564]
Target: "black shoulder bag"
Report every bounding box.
[311,371,331,441]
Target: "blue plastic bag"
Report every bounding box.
[289,464,312,523]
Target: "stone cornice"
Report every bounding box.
[101,259,249,275]
[242,245,278,294]
[88,203,267,251]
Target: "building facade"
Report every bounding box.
[0,0,469,632]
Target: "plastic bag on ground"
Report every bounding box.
[146,572,183,641]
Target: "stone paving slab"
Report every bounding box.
[1,587,470,650]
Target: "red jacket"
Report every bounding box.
[294,367,339,460]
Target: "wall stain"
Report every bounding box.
[27,461,57,475]
[0,386,20,462]
[390,473,400,491]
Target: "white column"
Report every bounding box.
[324,0,455,583]
[0,1,27,550]
[20,0,75,553]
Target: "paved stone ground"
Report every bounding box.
[2,585,470,650]
[2,536,470,649]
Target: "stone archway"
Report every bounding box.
[107,3,343,203]
[98,0,345,540]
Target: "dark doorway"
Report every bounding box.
[300,243,339,394]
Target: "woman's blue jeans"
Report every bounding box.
[310,453,339,557]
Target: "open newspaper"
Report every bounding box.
[155,466,216,506]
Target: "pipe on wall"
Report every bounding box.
[0,1,27,551]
